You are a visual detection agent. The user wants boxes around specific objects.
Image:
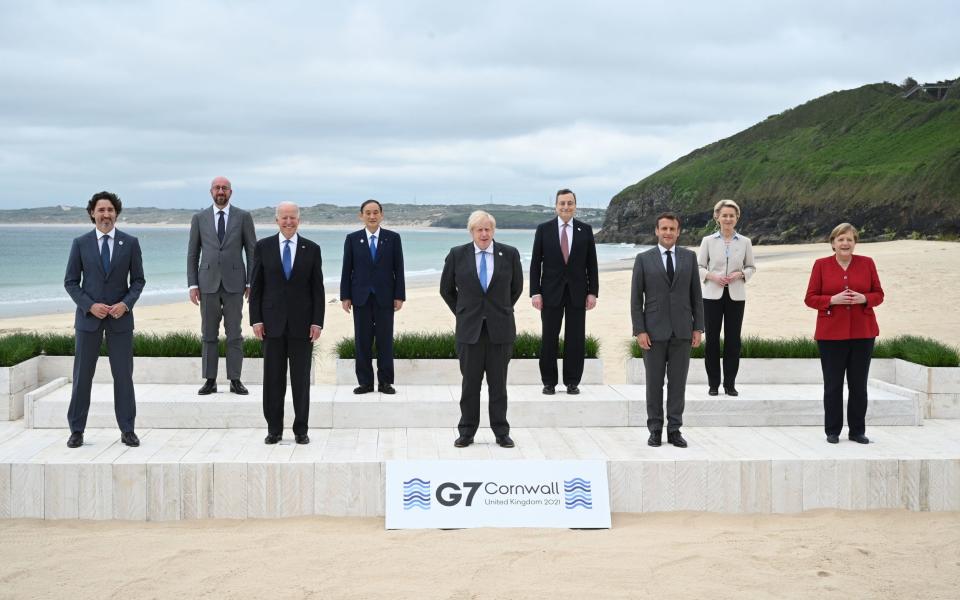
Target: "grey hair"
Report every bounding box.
[466,210,496,232]
[275,201,300,218]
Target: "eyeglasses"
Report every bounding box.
[212,185,231,191]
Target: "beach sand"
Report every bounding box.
[1,239,958,598]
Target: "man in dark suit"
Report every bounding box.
[187,176,257,396]
[249,202,325,445]
[440,210,523,449]
[63,191,146,448]
[630,212,704,448]
[339,199,406,395]
[530,188,599,395]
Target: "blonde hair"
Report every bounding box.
[829,222,859,248]
[467,210,496,232]
[713,199,741,220]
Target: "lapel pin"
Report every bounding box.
[118,240,124,245]
[498,251,503,256]
[577,227,582,232]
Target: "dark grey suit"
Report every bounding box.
[440,242,523,437]
[64,229,145,433]
[187,205,256,380]
[630,245,704,433]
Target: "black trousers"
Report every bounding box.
[456,322,511,437]
[540,289,586,387]
[67,324,136,433]
[353,294,395,386]
[262,335,313,436]
[703,288,745,388]
[817,338,874,437]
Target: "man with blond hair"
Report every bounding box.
[440,210,524,449]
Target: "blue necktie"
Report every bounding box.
[370,234,377,260]
[217,210,225,244]
[282,240,292,280]
[479,250,488,292]
[101,234,111,275]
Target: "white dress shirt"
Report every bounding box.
[366,227,382,251]
[657,244,677,272]
[280,232,299,267]
[474,243,494,282]
[557,216,574,253]
[213,203,230,231]
[96,228,116,257]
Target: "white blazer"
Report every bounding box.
[698,232,756,301]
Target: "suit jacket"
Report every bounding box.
[339,228,406,308]
[439,242,524,345]
[64,229,146,333]
[697,232,756,301]
[804,254,883,340]
[187,205,257,294]
[630,246,704,341]
[529,218,599,306]
[249,234,325,339]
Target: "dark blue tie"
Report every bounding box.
[282,240,292,280]
[479,250,488,292]
[101,234,111,275]
[370,234,377,260]
[217,210,225,244]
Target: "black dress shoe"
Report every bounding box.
[708,387,719,396]
[378,383,396,394]
[667,431,687,448]
[826,434,840,444]
[353,384,375,394]
[121,431,140,447]
[566,385,580,395]
[648,431,662,447]
[264,433,282,444]
[542,385,556,395]
[849,434,870,444]
[496,435,515,448]
[230,380,249,395]
[295,434,310,445]
[724,386,739,397]
[197,379,217,395]
[67,432,84,448]
[454,435,474,448]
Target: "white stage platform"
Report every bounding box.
[1,420,958,520]
[26,382,920,429]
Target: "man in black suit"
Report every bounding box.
[63,191,146,448]
[530,188,599,395]
[339,199,406,395]
[630,212,704,448]
[439,210,524,449]
[249,202,325,445]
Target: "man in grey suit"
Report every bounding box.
[440,210,524,449]
[64,191,146,448]
[630,212,704,448]
[187,176,257,396]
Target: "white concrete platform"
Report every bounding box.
[25,381,920,429]
[1,419,958,520]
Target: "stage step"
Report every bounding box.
[1,420,958,520]
[26,381,920,429]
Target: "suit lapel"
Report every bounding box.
[489,242,505,292]
[650,247,671,286]
[222,207,240,246]
[289,236,309,281]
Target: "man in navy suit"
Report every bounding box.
[340,199,406,394]
[530,188,599,395]
[63,191,146,448]
[250,202,325,445]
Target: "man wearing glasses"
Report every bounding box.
[187,176,257,396]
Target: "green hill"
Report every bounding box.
[597,79,960,244]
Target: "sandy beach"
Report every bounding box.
[1,239,959,599]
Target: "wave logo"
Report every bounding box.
[403,478,430,510]
[564,477,592,510]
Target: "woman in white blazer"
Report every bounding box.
[698,199,756,396]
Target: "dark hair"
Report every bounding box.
[654,211,680,228]
[360,199,383,213]
[86,191,122,223]
[555,188,577,203]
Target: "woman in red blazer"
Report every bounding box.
[804,223,884,444]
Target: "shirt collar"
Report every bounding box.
[557,216,573,228]
[474,242,493,255]
[96,228,116,240]
[280,233,298,246]
[213,204,230,216]
[365,227,381,239]
[657,243,676,254]
[712,231,739,240]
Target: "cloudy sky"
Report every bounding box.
[1,0,957,210]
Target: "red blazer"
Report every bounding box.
[804,254,883,340]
